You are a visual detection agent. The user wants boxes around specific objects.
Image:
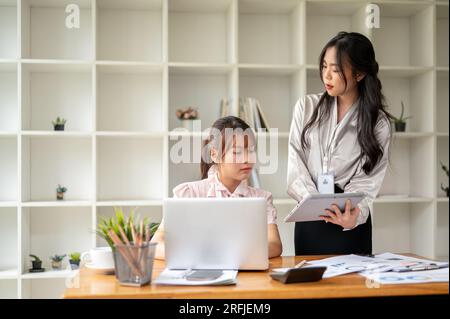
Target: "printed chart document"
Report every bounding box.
[362,268,449,285]
[306,254,383,278]
[305,253,449,282]
[154,269,238,286]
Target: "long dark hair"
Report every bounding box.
[300,31,392,175]
[200,116,254,179]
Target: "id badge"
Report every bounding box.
[318,173,334,194]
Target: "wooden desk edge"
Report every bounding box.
[63,255,450,299]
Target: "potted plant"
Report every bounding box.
[50,254,66,270]
[440,161,449,198]
[69,252,81,270]
[29,254,44,272]
[96,207,160,286]
[52,117,67,131]
[56,184,67,200]
[176,107,199,131]
[391,101,412,132]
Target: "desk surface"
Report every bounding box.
[63,255,448,299]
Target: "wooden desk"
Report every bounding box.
[63,255,448,299]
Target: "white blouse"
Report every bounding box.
[287,93,391,229]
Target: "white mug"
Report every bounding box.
[81,247,114,269]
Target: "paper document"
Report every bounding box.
[307,254,384,278]
[360,253,449,274]
[154,269,238,286]
[306,253,449,282]
[362,268,449,285]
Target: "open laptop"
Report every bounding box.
[163,198,268,270]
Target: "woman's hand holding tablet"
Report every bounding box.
[284,192,366,226]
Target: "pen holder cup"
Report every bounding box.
[113,242,157,287]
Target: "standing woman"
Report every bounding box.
[287,32,392,255]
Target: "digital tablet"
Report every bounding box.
[284,192,366,223]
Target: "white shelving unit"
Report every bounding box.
[0,0,448,298]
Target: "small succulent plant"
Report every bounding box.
[50,254,66,262]
[56,184,67,193]
[69,252,81,263]
[391,101,412,124]
[52,117,67,126]
[29,254,41,262]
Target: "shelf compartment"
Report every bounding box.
[437,3,449,68]
[97,0,162,62]
[436,202,449,262]
[0,201,17,207]
[169,67,234,131]
[239,68,302,132]
[379,136,434,198]
[21,131,92,137]
[96,205,162,247]
[305,1,369,65]
[373,202,434,258]
[96,200,162,207]
[169,0,234,63]
[168,135,204,194]
[21,277,74,299]
[21,206,92,276]
[0,137,18,201]
[21,269,77,280]
[97,137,163,201]
[437,136,449,198]
[374,196,433,204]
[273,201,295,257]
[257,137,289,199]
[21,0,93,60]
[379,69,434,133]
[0,62,18,132]
[238,64,300,76]
[239,0,303,65]
[0,280,17,299]
[0,0,17,59]
[306,68,324,95]
[0,207,18,277]
[97,64,163,132]
[21,62,93,132]
[371,2,433,67]
[21,201,92,207]
[21,136,92,202]
[437,70,448,134]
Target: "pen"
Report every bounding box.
[294,260,307,268]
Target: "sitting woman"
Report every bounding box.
[152,116,283,259]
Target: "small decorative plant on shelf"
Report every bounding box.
[440,161,449,198]
[29,254,44,272]
[96,207,160,286]
[52,117,67,131]
[391,101,412,132]
[56,184,67,200]
[69,252,81,270]
[50,254,66,270]
[176,107,199,131]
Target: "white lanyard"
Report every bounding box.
[320,122,339,174]
[320,97,358,174]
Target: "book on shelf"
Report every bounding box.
[219,98,231,118]
[239,97,270,131]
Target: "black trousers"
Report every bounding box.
[294,185,372,255]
